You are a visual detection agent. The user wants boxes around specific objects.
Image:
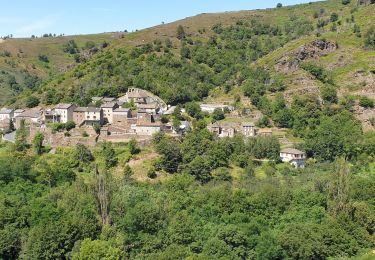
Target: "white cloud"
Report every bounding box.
[15,15,59,36]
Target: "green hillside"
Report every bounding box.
[30,0,373,126]
[2,1,375,113]
[0,33,123,105]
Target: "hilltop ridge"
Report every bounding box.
[1,0,375,130]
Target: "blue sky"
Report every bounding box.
[1,0,319,38]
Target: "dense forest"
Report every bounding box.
[1,105,375,259]
[1,124,375,259]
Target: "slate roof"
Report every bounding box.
[281,148,305,155]
[101,102,118,108]
[0,108,13,114]
[55,103,74,109]
[75,107,101,113]
[243,122,255,127]
[102,97,116,102]
[114,108,131,113]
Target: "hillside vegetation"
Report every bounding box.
[0,33,123,105]
[31,0,373,129]
[1,1,375,259]
[1,1,375,115]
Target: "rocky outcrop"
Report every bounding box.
[276,40,337,73]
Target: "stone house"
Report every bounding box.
[101,102,119,124]
[14,109,41,129]
[258,128,273,137]
[73,107,103,126]
[113,108,132,127]
[242,122,256,137]
[54,103,77,123]
[132,123,161,136]
[280,148,306,168]
[208,122,236,138]
[137,103,159,114]
[119,88,148,105]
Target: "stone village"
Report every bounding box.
[0,88,305,167]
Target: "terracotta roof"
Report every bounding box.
[281,148,305,155]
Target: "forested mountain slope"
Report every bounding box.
[2,0,375,123]
[0,33,122,105]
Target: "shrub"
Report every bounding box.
[26,96,40,108]
[93,123,101,134]
[342,0,351,5]
[176,25,186,40]
[330,13,339,22]
[321,85,338,103]
[147,167,157,179]
[257,116,271,128]
[65,121,76,131]
[128,138,140,155]
[359,96,374,108]
[63,40,79,54]
[38,54,49,63]
[212,167,232,182]
[364,27,375,48]
[82,131,89,137]
[212,108,225,122]
[244,162,255,178]
[302,63,334,84]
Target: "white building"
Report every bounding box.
[132,124,161,136]
[0,108,14,121]
[13,109,25,118]
[280,148,306,168]
[200,104,234,114]
[54,103,76,123]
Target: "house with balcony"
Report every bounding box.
[280,148,306,168]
